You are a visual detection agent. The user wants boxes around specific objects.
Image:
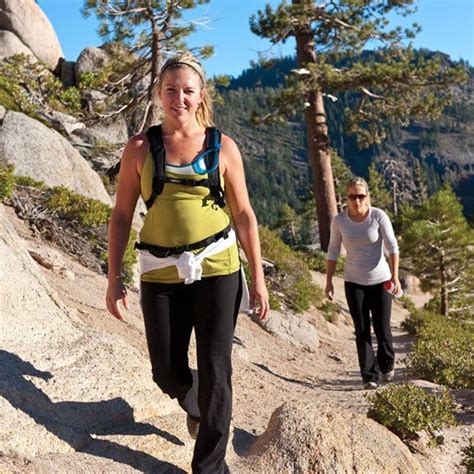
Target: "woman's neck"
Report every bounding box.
[161,117,203,138]
[348,206,369,221]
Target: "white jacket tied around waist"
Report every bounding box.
[139,229,250,312]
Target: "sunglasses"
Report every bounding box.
[347,194,367,201]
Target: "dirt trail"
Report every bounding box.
[3,208,472,473]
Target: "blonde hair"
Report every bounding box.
[346,176,371,205]
[158,52,214,128]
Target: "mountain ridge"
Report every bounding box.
[215,51,474,224]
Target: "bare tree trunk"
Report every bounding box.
[440,252,449,317]
[293,0,337,251]
[391,177,398,216]
[148,19,163,128]
[290,222,297,246]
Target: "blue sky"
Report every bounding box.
[38,0,473,78]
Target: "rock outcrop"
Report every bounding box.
[0,204,178,461]
[75,46,110,79]
[254,310,320,352]
[237,400,424,473]
[0,111,111,205]
[0,29,37,61]
[0,0,63,70]
[72,115,129,146]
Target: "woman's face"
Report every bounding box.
[158,67,204,123]
[347,184,369,213]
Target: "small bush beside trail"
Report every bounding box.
[400,307,432,336]
[0,165,15,202]
[45,185,111,227]
[259,226,324,313]
[367,383,457,442]
[298,247,345,276]
[406,313,474,389]
[5,171,137,285]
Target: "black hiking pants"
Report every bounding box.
[344,281,395,383]
[140,270,242,474]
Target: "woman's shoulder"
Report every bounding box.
[219,132,239,153]
[122,133,149,171]
[334,208,347,222]
[370,207,391,221]
[218,132,242,171]
[126,133,149,151]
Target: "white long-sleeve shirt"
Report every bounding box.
[327,207,399,285]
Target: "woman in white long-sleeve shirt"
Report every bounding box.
[325,177,400,389]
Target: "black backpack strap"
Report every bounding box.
[206,127,226,208]
[145,125,166,209]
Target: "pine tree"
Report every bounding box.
[82,0,212,132]
[331,151,353,213]
[250,0,467,250]
[400,186,474,317]
[368,162,392,212]
[277,203,299,245]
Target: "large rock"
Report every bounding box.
[75,46,110,80]
[0,204,177,458]
[254,310,320,352]
[0,111,111,205]
[72,116,129,146]
[236,400,424,473]
[0,0,63,70]
[0,30,37,61]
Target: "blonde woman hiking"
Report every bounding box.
[106,52,269,473]
[326,177,400,390]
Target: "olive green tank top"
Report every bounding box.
[139,151,240,283]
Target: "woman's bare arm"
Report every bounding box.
[106,135,146,320]
[221,135,269,320]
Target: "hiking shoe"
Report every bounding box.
[186,414,200,440]
[382,370,395,382]
[364,381,379,390]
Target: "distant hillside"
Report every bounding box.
[214,88,308,226]
[216,51,474,225]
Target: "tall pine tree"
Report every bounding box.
[250,0,467,250]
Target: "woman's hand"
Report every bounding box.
[391,276,402,295]
[325,281,334,301]
[250,279,269,321]
[106,279,129,321]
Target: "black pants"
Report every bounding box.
[140,271,242,474]
[344,281,395,383]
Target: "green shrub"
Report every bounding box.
[268,292,282,311]
[399,295,417,313]
[122,228,138,284]
[100,229,138,287]
[0,76,24,111]
[0,55,83,118]
[297,247,345,276]
[0,164,15,201]
[259,226,323,313]
[45,186,111,227]
[401,308,432,335]
[15,175,46,189]
[319,301,340,323]
[407,314,474,389]
[367,383,457,441]
[461,442,474,473]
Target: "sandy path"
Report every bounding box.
[4,207,471,473]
